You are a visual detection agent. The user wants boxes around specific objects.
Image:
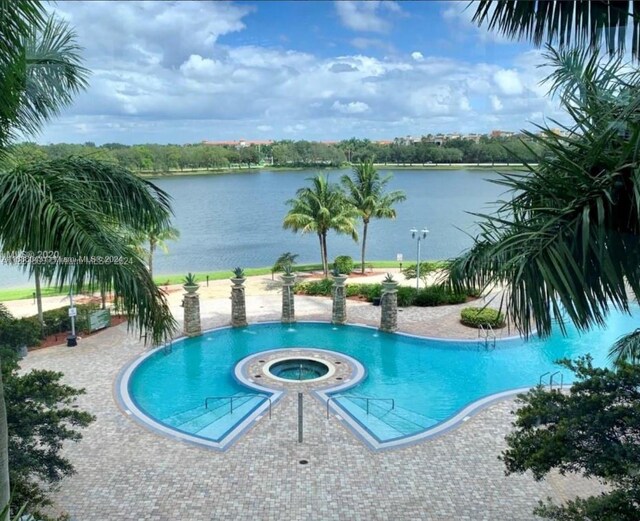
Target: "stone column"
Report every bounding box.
[281,274,296,323]
[183,291,201,337]
[230,278,247,327]
[379,282,398,333]
[331,275,348,324]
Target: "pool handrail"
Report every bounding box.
[326,395,395,419]
[205,393,272,419]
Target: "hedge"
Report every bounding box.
[333,255,354,274]
[460,307,505,328]
[413,285,467,306]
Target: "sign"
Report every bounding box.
[396,253,403,262]
[88,309,111,332]
[68,307,77,317]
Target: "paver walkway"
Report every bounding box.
[18,277,600,520]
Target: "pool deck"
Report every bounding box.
[17,273,602,520]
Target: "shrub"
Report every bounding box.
[334,255,354,274]
[396,286,417,307]
[364,284,382,302]
[460,307,505,328]
[37,303,100,337]
[0,317,41,349]
[413,285,468,307]
[345,283,364,297]
[294,278,333,296]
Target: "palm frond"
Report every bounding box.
[472,0,640,59]
[609,329,640,363]
[0,158,176,344]
[449,47,640,338]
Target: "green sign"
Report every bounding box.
[88,309,111,332]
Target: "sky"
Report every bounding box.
[39,0,568,145]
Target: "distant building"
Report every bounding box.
[201,139,274,148]
[490,130,516,138]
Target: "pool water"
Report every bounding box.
[268,359,329,380]
[127,309,639,447]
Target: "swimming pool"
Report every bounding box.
[118,309,638,451]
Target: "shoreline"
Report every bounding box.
[136,163,531,178]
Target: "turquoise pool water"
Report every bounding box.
[127,310,638,446]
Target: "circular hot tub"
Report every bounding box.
[263,356,334,382]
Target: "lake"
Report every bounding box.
[0,168,510,289]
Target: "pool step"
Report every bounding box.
[338,397,404,440]
[162,400,228,426]
[196,396,266,439]
[336,397,439,440]
[177,395,256,433]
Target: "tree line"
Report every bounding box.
[10,134,545,173]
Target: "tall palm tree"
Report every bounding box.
[283,175,358,276]
[448,46,640,362]
[341,161,406,274]
[473,1,640,59]
[0,2,177,516]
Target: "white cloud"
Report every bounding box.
[332,101,370,114]
[335,1,402,33]
[490,95,503,111]
[35,1,568,144]
[493,69,524,95]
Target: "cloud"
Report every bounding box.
[493,69,524,95]
[332,101,370,114]
[335,1,402,33]
[490,95,503,111]
[329,62,358,73]
[36,1,568,144]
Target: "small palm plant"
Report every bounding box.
[232,267,245,279]
[183,273,198,286]
[282,264,294,277]
[384,273,395,283]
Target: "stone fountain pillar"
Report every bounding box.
[230,277,247,327]
[183,285,201,337]
[379,281,398,333]
[281,274,296,323]
[331,274,348,324]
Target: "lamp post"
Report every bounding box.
[410,228,429,290]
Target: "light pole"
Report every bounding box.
[410,228,429,290]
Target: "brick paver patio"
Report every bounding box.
[17,277,602,520]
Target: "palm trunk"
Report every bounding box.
[322,232,329,277]
[34,267,43,333]
[318,233,326,276]
[0,365,10,521]
[148,238,156,280]
[360,220,369,274]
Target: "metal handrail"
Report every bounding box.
[549,371,563,391]
[326,395,395,419]
[204,393,272,418]
[539,371,550,386]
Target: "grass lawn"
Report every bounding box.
[0,260,409,302]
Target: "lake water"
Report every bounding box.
[0,168,509,289]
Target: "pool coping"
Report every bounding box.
[115,320,543,452]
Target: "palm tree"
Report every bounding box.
[341,161,406,274]
[0,2,177,516]
[473,1,640,59]
[143,225,180,280]
[448,46,640,363]
[283,175,358,276]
